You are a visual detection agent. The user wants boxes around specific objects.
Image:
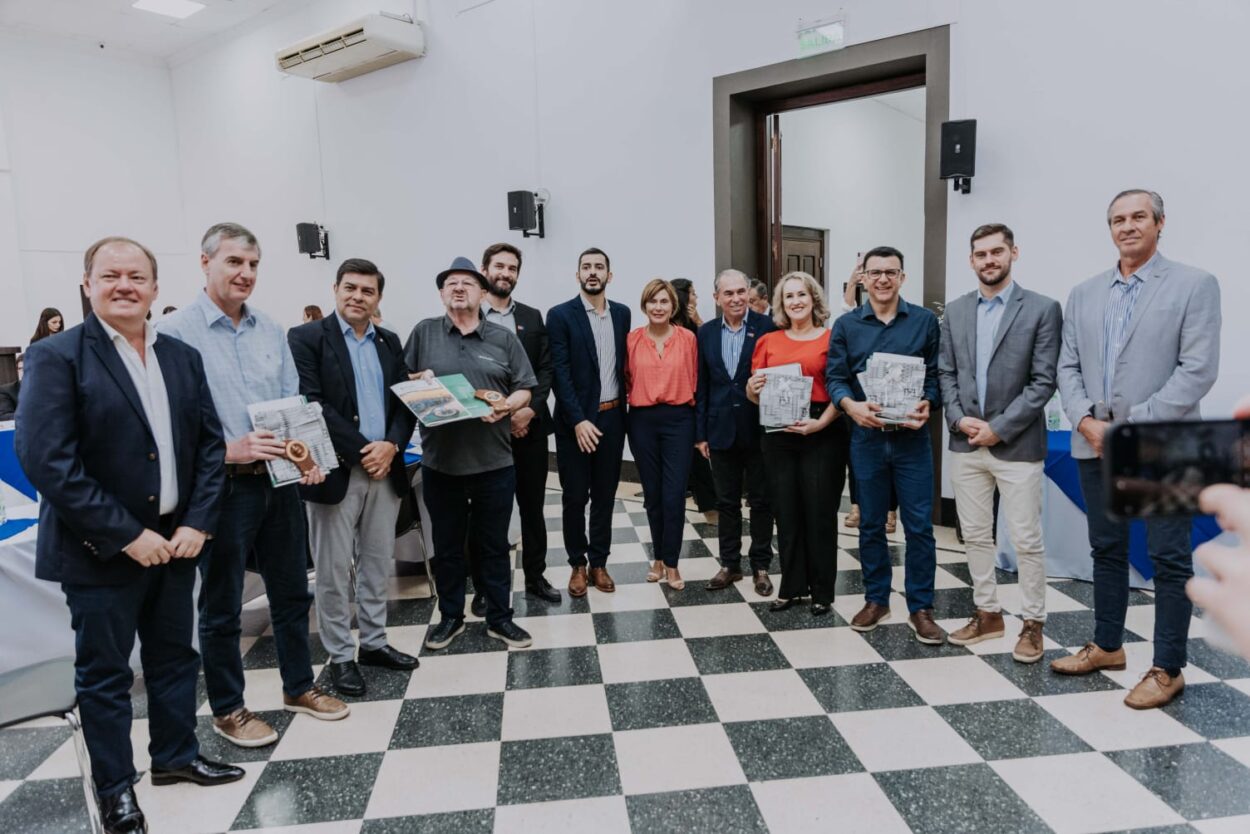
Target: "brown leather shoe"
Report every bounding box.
[1050,642,1127,675]
[844,505,861,529]
[947,610,1006,646]
[1124,667,1185,709]
[753,570,774,597]
[283,685,350,721]
[1013,620,1045,664]
[706,567,744,591]
[589,566,615,593]
[885,511,897,534]
[849,601,892,632]
[212,707,278,748]
[908,609,946,645]
[568,565,589,597]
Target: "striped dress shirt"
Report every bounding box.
[1102,253,1156,405]
[584,299,619,402]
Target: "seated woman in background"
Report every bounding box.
[747,271,847,616]
[29,307,63,344]
[626,279,698,590]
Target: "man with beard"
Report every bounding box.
[467,242,561,610]
[546,248,630,597]
[938,224,1062,663]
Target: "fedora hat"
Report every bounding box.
[435,256,488,290]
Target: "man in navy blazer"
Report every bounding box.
[695,269,776,596]
[288,258,418,698]
[546,247,630,597]
[16,237,241,834]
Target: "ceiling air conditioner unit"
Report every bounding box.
[275,13,425,82]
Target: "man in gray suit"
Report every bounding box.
[940,223,1062,663]
[1053,189,1221,709]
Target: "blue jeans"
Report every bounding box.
[63,558,200,798]
[423,465,516,627]
[1077,459,1193,669]
[851,426,936,612]
[199,475,314,716]
[629,404,695,567]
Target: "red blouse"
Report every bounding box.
[750,329,830,403]
[625,326,698,407]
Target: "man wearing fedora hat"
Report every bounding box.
[404,256,538,650]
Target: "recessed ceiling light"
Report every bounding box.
[131,0,206,20]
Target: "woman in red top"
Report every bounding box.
[747,271,847,615]
[626,279,698,590]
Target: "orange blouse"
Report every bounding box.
[625,325,698,407]
[750,329,831,403]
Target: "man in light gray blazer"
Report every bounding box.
[940,223,1062,664]
[1053,189,1221,710]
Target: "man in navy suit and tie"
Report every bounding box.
[695,269,776,595]
[546,247,630,597]
[16,237,242,834]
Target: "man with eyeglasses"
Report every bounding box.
[826,246,945,645]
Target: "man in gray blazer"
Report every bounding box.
[1053,189,1221,709]
[940,223,1062,664]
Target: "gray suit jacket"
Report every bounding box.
[1057,253,1221,460]
[939,283,1062,461]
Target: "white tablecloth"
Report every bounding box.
[0,505,80,674]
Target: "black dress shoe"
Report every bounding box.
[811,602,832,617]
[770,597,803,612]
[101,787,146,833]
[525,577,562,603]
[359,644,419,670]
[328,660,366,696]
[150,755,245,787]
[471,593,487,618]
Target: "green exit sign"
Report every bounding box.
[797,16,845,57]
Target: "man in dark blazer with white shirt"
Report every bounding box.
[546,247,630,597]
[16,237,241,834]
[695,268,776,596]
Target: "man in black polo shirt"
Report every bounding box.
[404,257,538,650]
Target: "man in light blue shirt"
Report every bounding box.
[157,223,349,746]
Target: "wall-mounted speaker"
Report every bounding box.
[507,191,536,232]
[940,120,976,194]
[296,222,329,259]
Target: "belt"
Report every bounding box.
[879,423,901,433]
[598,399,621,412]
[225,462,270,477]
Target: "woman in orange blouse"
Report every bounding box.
[747,271,847,616]
[626,278,698,590]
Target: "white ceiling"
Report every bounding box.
[0,0,302,59]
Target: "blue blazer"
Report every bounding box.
[695,310,775,450]
[546,296,630,437]
[288,315,416,505]
[15,314,226,586]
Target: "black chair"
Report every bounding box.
[0,657,103,833]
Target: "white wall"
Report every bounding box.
[780,88,926,306]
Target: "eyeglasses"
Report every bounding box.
[864,269,902,280]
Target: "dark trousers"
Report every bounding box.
[1077,459,1193,669]
[468,430,550,588]
[852,426,936,613]
[63,557,199,799]
[555,407,626,568]
[687,448,718,512]
[761,412,846,604]
[629,404,695,567]
[199,475,313,716]
[424,465,516,627]
[709,442,774,572]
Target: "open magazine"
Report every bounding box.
[391,374,493,427]
[247,396,338,488]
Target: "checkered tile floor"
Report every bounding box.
[4,487,1250,833]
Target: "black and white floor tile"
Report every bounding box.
[3,484,1250,832]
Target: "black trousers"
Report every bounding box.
[687,448,718,512]
[468,429,550,588]
[709,441,774,572]
[761,412,847,604]
[629,404,695,567]
[555,407,626,568]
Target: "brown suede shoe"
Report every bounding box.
[1013,620,1045,664]
[947,610,1006,646]
[589,566,616,593]
[212,707,278,748]
[568,566,589,597]
[706,567,744,591]
[885,511,897,534]
[844,505,861,529]
[908,609,946,645]
[1050,642,1127,675]
[753,570,774,597]
[283,685,350,721]
[1124,667,1185,709]
[849,601,892,632]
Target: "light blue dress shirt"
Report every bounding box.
[975,280,1014,412]
[336,312,387,442]
[155,290,300,441]
[720,316,747,377]
[1102,252,1156,404]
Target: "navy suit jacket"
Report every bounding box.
[695,310,776,450]
[288,315,416,504]
[15,314,226,586]
[511,301,554,436]
[546,296,630,437]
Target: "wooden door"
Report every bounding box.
[781,225,825,286]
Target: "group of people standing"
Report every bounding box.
[11,186,1223,833]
